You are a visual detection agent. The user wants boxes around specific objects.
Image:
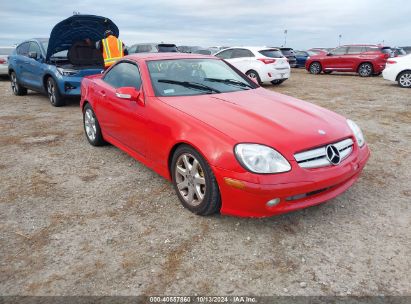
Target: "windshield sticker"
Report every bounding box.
[164,89,175,94]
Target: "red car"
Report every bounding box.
[305,44,391,77]
[80,53,370,217]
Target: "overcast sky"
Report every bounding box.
[1,0,409,49]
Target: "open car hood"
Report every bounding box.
[46,14,119,61]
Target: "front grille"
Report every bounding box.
[294,138,354,169]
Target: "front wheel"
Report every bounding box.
[358,63,373,77]
[309,62,322,74]
[46,77,65,107]
[10,71,27,96]
[398,71,411,88]
[171,145,221,216]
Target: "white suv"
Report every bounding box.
[214,47,290,85]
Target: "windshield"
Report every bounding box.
[0,47,14,55]
[147,59,257,97]
[259,49,283,58]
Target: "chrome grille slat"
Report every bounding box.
[294,138,354,169]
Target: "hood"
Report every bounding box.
[159,88,352,160]
[46,14,119,61]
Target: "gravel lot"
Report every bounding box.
[0,69,410,296]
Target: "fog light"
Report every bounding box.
[266,198,280,207]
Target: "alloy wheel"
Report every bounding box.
[359,64,372,76]
[84,108,97,141]
[47,79,56,104]
[310,63,321,74]
[10,73,18,94]
[247,72,257,80]
[399,73,411,88]
[175,153,206,207]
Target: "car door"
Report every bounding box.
[345,46,364,71]
[95,61,147,156]
[322,47,348,70]
[24,42,44,89]
[13,42,30,84]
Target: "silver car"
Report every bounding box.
[0,47,15,76]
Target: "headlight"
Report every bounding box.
[347,119,365,147]
[234,144,291,174]
[57,67,78,76]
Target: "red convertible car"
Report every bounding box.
[80,53,370,217]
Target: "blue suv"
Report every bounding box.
[8,15,119,106]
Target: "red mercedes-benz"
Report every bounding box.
[80,53,370,217]
[305,44,391,77]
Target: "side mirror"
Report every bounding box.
[28,51,38,59]
[115,87,144,106]
[326,53,333,56]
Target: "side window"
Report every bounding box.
[215,49,233,59]
[332,47,348,55]
[232,49,254,58]
[347,46,364,54]
[29,42,41,58]
[103,62,142,90]
[16,42,30,56]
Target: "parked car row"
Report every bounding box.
[6,14,410,112]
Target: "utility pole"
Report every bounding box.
[338,34,342,46]
[284,29,288,47]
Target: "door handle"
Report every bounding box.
[24,61,29,64]
[99,90,106,97]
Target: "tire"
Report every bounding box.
[46,77,65,107]
[171,145,221,216]
[271,79,286,85]
[10,71,27,96]
[246,70,261,85]
[83,104,106,146]
[397,71,411,88]
[358,63,373,77]
[324,71,332,74]
[309,62,322,74]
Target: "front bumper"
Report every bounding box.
[213,144,370,217]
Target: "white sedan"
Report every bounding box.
[382,54,411,88]
[214,47,290,85]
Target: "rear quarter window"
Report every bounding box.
[259,49,283,58]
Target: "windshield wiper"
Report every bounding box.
[204,78,254,89]
[158,79,220,93]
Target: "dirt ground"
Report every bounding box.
[0,69,410,296]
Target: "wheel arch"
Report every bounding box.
[396,69,411,81]
[167,141,210,180]
[356,61,373,73]
[42,73,56,91]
